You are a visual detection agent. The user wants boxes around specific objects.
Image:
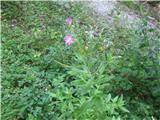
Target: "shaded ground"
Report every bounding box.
[86,1,159,30]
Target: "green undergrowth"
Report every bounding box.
[1,1,160,120]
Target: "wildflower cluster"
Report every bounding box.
[64,17,75,45]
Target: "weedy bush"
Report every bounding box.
[1,1,160,120]
[107,21,160,119]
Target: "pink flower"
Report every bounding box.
[64,34,75,45]
[66,17,73,25]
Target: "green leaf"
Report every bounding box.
[120,107,130,113]
[112,96,119,103]
[71,79,86,86]
[106,94,111,103]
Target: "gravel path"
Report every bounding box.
[86,1,159,29]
